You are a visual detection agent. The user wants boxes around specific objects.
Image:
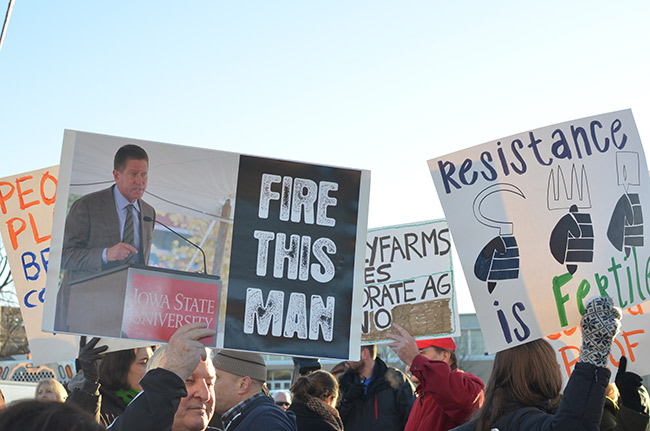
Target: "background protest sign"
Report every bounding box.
[0,166,77,363]
[362,219,459,343]
[0,167,151,364]
[429,110,650,353]
[44,130,370,360]
[224,155,370,360]
[546,301,650,385]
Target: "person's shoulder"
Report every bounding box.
[454,369,485,385]
[385,366,412,390]
[72,186,114,206]
[139,198,154,212]
[450,419,477,431]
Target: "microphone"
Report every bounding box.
[143,216,208,275]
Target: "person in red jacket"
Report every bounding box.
[387,324,485,431]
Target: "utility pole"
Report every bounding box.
[0,0,16,55]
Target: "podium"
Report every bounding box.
[66,264,221,343]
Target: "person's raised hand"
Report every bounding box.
[106,242,138,262]
[579,296,622,368]
[77,336,108,383]
[386,323,419,365]
[162,322,215,381]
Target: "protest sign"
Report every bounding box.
[429,109,650,353]
[362,219,458,343]
[44,131,370,360]
[0,166,78,363]
[224,155,370,360]
[0,167,149,364]
[546,301,650,385]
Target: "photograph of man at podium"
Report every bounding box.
[54,144,155,331]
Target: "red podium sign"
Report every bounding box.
[121,268,220,344]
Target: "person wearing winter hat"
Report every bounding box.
[387,324,485,431]
[212,350,297,431]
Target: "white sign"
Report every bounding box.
[0,166,78,364]
[429,110,650,353]
[362,220,458,343]
[546,301,650,385]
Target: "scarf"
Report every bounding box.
[114,387,140,406]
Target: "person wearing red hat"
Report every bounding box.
[387,323,485,431]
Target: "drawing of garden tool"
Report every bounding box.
[547,164,593,275]
[608,152,644,257]
[472,183,525,294]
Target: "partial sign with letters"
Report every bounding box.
[362,220,458,343]
[429,110,650,353]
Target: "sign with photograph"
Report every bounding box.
[362,219,458,343]
[429,109,650,353]
[0,167,161,364]
[43,130,370,360]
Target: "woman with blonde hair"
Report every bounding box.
[35,378,68,402]
[454,296,622,431]
[290,370,343,431]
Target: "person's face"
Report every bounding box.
[127,347,153,391]
[346,348,368,373]
[114,158,148,203]
[274,392,291,410]
[36,384,60,402]
[212,368,244,415]
[173,360,216,431]
[419,347,449,364]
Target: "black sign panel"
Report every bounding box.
[224,155,363,359]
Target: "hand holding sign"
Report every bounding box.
[386,323,419,365]
[163,322,215,381]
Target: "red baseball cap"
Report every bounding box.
[416,337,456,352]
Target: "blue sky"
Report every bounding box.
[1,1,649,312]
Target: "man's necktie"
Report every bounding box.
[124,204,135,263]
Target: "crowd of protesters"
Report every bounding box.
[0,297,648,431]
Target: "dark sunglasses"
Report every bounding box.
[276,401,290,407]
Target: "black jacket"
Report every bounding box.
[106,368,219,431]
[452,362,611,431]
[338,357,415,431]
[289,400,342,431]
[67,380,128,428]
[223,394,297,431]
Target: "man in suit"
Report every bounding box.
[55,144,156,331]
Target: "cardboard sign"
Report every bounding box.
[429,110,650,353]
[224,155,370,360]
[44,131,370,360]
[546,302,650,385]
[362,220,458,343]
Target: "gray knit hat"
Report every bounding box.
[213,350,266,382]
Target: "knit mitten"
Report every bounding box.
[579,296,621,368]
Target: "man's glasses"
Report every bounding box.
[276,402,290,407]
[418,347,435,354]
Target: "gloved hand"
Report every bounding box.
[344,381,366,402]
[615,356,645,412]
[77,336,108,383]
[579,296,621,368]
